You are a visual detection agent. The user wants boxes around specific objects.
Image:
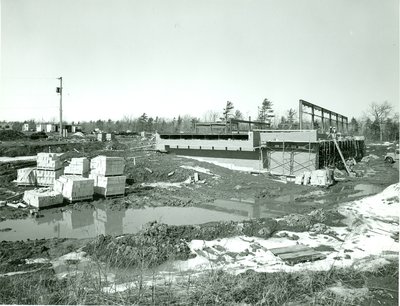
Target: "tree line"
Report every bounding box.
[5,100,399,141]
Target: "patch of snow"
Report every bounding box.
[369,142,393,146]
[180,165,219,177]
[25,258,49,264]
[327,286,370,301]
[0,156,36,163]
[141,182,186,189]
[179,156,268,173]
[166,183,399,275]
[0,269,42,277]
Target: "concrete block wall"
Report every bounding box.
[155,132,256,152]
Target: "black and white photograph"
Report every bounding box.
[0,0,398,304]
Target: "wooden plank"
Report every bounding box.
[279,249,322,260]
[269,244,310,255]
[282,252,326,266]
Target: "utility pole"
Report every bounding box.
[56,77,63,137]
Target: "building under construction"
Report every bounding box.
[155,100,365,176]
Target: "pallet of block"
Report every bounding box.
[16,167,37,186]
[54,175,94,203]
[89,173,126,197]
[36,153,63,171]
[23,188,63,209]
[64,157,90,177]
[36,168,64,186]
[90,156,125,176]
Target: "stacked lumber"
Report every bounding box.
[90,156,125,176]
[64,157,89,177]
[36,153,63,170]
[23,188,63,209]
[36,168,64,186]
[90,156,125,197]
[16,167,37,186]
[54,175,94,202]
[89,174,126,197]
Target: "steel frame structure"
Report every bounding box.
[298,99,348,133]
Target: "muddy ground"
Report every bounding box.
[0,137,398,305]
[0,137,397,221]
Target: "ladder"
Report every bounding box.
[333,137,352,175]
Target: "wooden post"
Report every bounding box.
[321,109,325,132]
[299,100,303,130]
[335,114,339,130]
[311,105,315,129]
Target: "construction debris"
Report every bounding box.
[23,188,63,209]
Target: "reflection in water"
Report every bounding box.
[349,184,384,198]
[0,204,247,241]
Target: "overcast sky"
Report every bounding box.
[1,0,398,122]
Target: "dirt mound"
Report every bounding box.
[0,130,26,141]
[83,218,278,268]
[125,152,195,183]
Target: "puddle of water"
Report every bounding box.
[349,184,384,198]
[206,195,317,219]
[0,204,247,241]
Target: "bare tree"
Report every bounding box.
[368,102,393,141]
[202,110,220,122]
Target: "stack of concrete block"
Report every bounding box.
[89,174,126,197]
[54,175,94,202]
[90,156,125,176]
[64,157,89,177]
[36,168,64,186]
[295,169,333,186]
[16,167,37,186]
[36,153,64,186]
[90,156,125,197]
[23,188,63,209]
[37,153,63,170]
[310,169,333,186]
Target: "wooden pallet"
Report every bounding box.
[97,193,125,199]
[269,244,326,266]
[36,167,63,171]
[66,196,93,203]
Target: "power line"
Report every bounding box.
[1,76,60,80]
